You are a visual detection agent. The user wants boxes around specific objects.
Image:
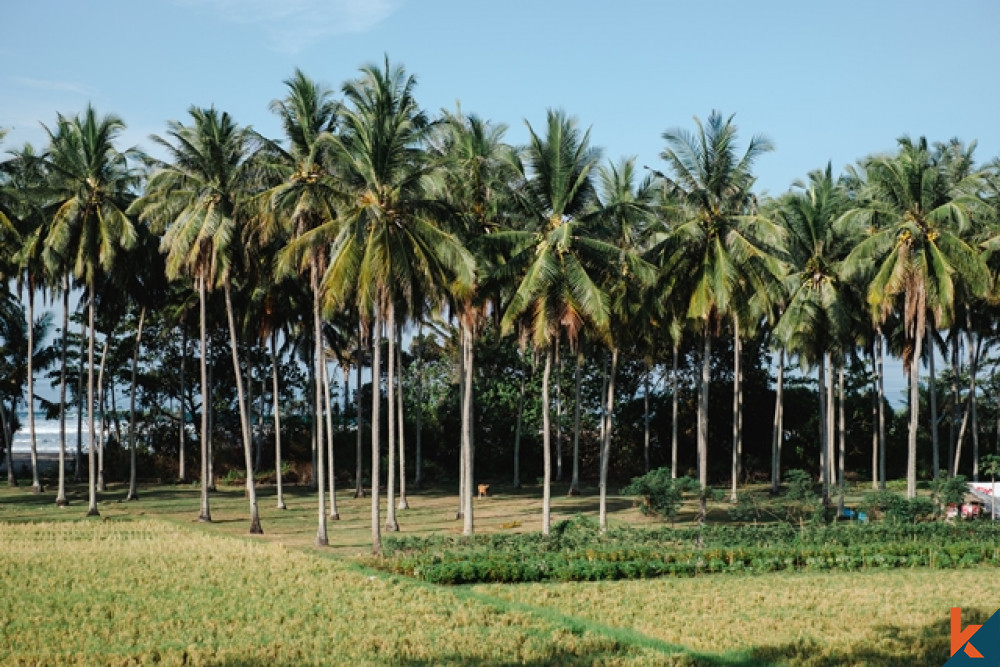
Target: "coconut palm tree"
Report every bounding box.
[321,58,474,554]
[43,106,139,517]
[654,111,777,521]
[499,109,618,536]
[130,106,264,532]
[266,68,342,545]
[840,136,990,498]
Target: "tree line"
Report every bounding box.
[3,57,1000,554]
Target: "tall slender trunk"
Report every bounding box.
[126,308,145,501]
[224,283,262,534]
[96,335,109,492]
[541,341,553,536]
[698,328,711,526]
[555,341,563,482]
[354,332,366,498]
[826,352,835,503]
[569,352,582,495]
[643,358,651,475]
[730,318,741,502]
[513,353,526,489]
[969,326,981,481]
[323,358,339,519]
[370,307,382,556]
[26,284,41,493]
[671,341,679,479]
[413,324,424,490]
[2,399,15,487]
[949,331,960,477]
[461,318,475,536]
[599,347,618,533]
[837,362,846,512]
[871,344,879,490]
[247,351,259,475]
[771,347,785,494]
[456,325,465,520]
[818,355,829,506]
[75,312,84,482]
[385,304,399,533]
[86,284,99,517]
[396,332,408,510]
[928,322,939,480]
[56,277,69,506]
[877,331,887,489]
[310,266,326,545]
[271,331,285,510]
[197,276,211,521]
[906,305,925,499]
[178,327,187,483]
[207,345,215,492]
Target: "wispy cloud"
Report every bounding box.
[175,0,401,54]
[13,77,98,97]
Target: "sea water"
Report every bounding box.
[6,410,90,454]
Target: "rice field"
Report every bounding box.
[1,481,996,665]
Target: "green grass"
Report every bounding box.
[1,478,996,665]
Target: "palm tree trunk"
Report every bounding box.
[26,284,41,493]
[207,343,215,492]
[698,327,711,526]
[310,267,326,545]
[970,329,981,482]
[56,277,69,506]
[730,317,741,502]
[877,331,886,490]
[461,318,475,536]
[771,347,785,494]
[671,341,679,480]
[555,341,563,483]
[385,303,399,533]
[126,307,145,501]
[224,282,262,534]
[541,340,553,536]
[871,344,878,491]
[396,332,408,510]
[826,352,836,502]
[1,400,13,487]
[413,324,423,490]
[643,358,651,475]
[513,353,526,490]
[96,335,109,492]
[354,333,366,498]
[907,307,925,499]
[86,283,99,517]
[837,362,846,512]
[370,308,382,556]
[949,331,960,477]
[197,276,211,522]
[271,331,285,510]
[178,327,187,483]
[323,359,339,520]
[75,312,84,482]
[569,352,582,495]
[928,321,939,480]
[456,326,465,521]
[818,355,829,506]
[599,347,618,533]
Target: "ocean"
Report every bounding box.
[6,410,91,455]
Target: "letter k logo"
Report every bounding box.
[952,607,985,658]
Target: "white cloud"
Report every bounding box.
[12,77,98,97]
[175,0,401,54]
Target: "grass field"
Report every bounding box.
[1,478,996,665]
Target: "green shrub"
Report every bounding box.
[621,468,691,522]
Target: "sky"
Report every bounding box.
[4,0,1000,403]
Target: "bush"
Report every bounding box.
[621,468,693,522]
[861,490,936,523]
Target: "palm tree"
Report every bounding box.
[130,106,264,532]
[321,58,475,554]
[499,109,613,536]
[266,68,342,545]
[655,111,777,521]
[841,136,989,498]
[43,106,139,517]
[773,164,853,504]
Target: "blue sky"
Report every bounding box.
[3,0,999,199]
[3,0,1000,403]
